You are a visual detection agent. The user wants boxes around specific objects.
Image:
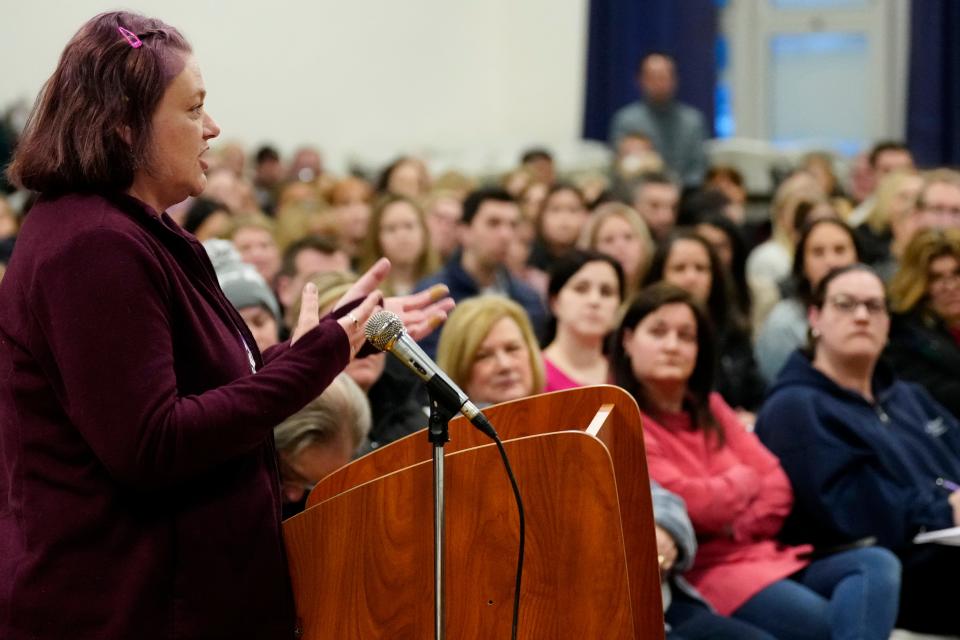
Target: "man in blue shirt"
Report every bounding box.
[415,187,546,357]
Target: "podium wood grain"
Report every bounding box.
[291,386,663,639]
[284,432,634,639]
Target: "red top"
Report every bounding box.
[949,324,960,346]
[640,392,811,615]
[543,356,582,391]
[0,193,352,639]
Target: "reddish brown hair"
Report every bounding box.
[7,11,191,195]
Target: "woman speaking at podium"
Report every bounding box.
[0,12,449,639]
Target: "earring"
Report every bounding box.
[811,328,821,338]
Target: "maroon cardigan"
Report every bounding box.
[0,193,351,638]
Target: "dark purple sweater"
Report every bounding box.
[0,193,350,638]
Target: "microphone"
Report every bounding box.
[364,310,497,440]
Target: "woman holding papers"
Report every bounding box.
[756,264,960,634]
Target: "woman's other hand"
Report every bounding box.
[383,283,455,341]
[292,258,391,350]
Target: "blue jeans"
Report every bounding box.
[732,547,900,640]
[667,590,776,640]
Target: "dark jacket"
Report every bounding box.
[716,323,766,411]
[884,310,960,421]
[0,193,352,639]
[414,250,547,357]
[360,357,429,454]
[755,351,960,552]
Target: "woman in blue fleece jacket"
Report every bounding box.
[756,263,960,635]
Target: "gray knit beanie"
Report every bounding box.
[203,239,281,321]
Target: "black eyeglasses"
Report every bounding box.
[826,294,888,316]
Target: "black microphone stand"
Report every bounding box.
[425,376,461,640]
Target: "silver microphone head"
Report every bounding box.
[364,310,404,351]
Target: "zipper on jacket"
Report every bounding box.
[874,404,890,424]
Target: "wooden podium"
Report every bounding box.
[283,385,664,639]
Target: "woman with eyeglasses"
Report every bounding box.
[885,229,960,420]
[756,263,960,635]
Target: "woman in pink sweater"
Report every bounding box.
[611,282,900,640]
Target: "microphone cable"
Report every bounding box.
[486,428,524,640]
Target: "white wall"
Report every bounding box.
[0,0,590,172]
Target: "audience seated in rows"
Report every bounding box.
[7,125,960,636]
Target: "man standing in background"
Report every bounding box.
[609,53,708,188]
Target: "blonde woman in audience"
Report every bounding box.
[274,373,372,517]
[216,141,246,177]
[230,214,282,284]
[503,166,536,199]
[437,296,545,406]
[273,199,336,253]
[328,176,374,261]
[518,179,549,222]
[541,250,624,391]
[747,175,832,327]
[854,170,922,276]
[430,170,474,200]
[886,228,960,420]
[277,179,325,211]
[580,201,655,299]
[746,171,824,294]
[359,195,438,296]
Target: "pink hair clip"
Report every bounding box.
[118,26,142,49]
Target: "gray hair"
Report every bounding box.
[274,373,372,457]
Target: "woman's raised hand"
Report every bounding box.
[291,258,391,350]
[293,258,454,354]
